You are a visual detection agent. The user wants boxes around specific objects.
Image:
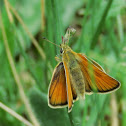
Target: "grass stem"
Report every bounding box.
[0,10,40,126]
[7,0,46,60]
[0,102,33,126]
[90,0,113,49]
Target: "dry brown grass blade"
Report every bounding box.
[0,102,33,126]
[6,0,46,60]
[41,0,45,31]
[0,10,40,126]
[110,93,119,126]
[4,0,14,23]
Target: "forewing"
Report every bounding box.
[63,61,73,112]
[79,53,105,72]
[78,54,120,93]
[48,62,67,108]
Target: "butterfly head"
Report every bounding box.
[60,41,71,55]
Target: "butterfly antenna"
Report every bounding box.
[42,37,60,48]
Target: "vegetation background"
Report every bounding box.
[0,0,126,126]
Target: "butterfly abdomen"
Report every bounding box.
[70,66,85,95]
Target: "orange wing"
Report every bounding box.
[77,54,120,93]
[48,62,67,107]
[63,61,73,112]
[48,62,77,110]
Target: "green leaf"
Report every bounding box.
[28,88,71,126]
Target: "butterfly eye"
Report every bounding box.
[60,48,63,54]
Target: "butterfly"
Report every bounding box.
[47,28,121,113]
